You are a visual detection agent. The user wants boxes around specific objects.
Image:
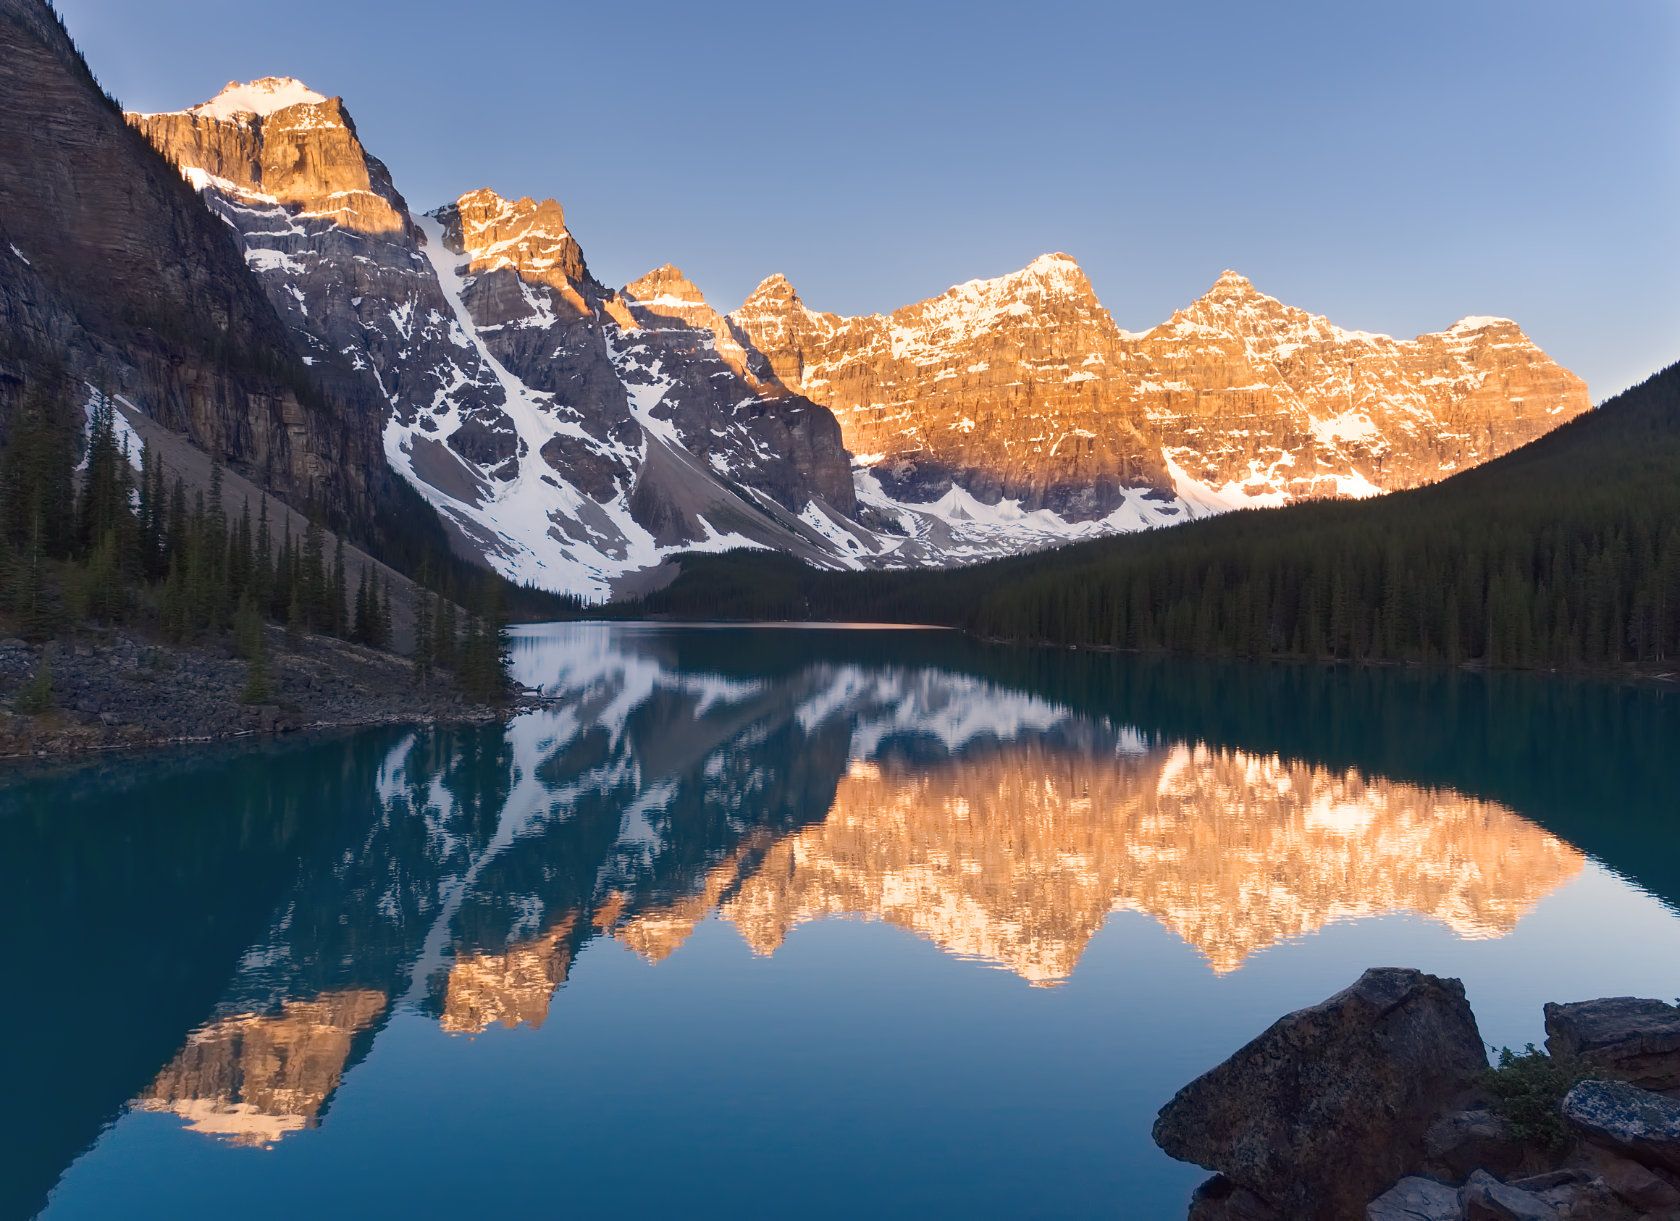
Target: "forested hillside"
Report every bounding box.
[632,361,1680,674]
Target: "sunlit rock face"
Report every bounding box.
[731,255,1174,517]
[128,80,520,487]
[137,989,386,1146]
[440,916,578,1034]
[729,263,1590,517]
[130,78,407,234]
[717,742,1583,982]
[1119,272,1591,501]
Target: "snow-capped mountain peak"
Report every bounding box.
[186,77,327,120]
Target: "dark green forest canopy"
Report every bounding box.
[628,360,1680,673]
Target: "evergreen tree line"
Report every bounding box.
[634,361,1680,675]
[0,376,512,703]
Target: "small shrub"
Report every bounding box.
[14,655,53,715]
[1484,1044,1593,1153]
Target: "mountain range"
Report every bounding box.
[115,73,1589,597]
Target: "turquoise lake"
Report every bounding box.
[4,623,1679,1219]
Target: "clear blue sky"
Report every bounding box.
[56,0,1680,396]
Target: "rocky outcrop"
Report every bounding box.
[1546,998,1680,1093]
[1155,975,1680,1220]
[1562,1080,1680,1176]
[1153,967,1487,1220]
[1367,1176,1463,1220]
[129,78,408,234]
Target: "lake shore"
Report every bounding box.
[0,626,511,760]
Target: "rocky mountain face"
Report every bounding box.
[1118,270,1592,502]
[118,67,1590,597]
[0,7,387,522]
[731,261,1591,518]
[731,254,1175,519]
[133,79,870,593]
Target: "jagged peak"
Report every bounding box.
[1024,252,1084,277]
[1203,269,1268,300]
[187,77,328,121]
[745,272,801,304]
[1187,269,1292,316]
[1447,314,1518,333]
[959,251,1093,298]
[449,188,565,226]
[916,252,1095,315]
[623,264,706,305]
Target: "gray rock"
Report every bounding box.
[1153,967,1487,1221]
[1562,1079,1680,1175]
[1425,1107,1527,1181]
[1545,997,1680,1093]
[1459,1170,1556,1220]
[1526,1172,1639,1220]
[1570,1144,1680,1214]
[1366,1176,1460,1221]
[1187,1175,1280,1220]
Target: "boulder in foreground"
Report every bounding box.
[1153,967,1486,1221]
[1562,1079,1680,1175]
[1545,997,1680,1093]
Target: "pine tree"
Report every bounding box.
[352,566,372,645]
[413,578,434,687]
[237,592,273,705]
[329,535,348,637]
[253,497,273,613]
[14,651,53,715]
[376,572,394,651]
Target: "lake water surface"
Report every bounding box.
[5,623,1679,1219]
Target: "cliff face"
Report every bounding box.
[729,261,1591,519]
[1119,271,1591,502]
[732,255,1173,517]
[129,79,517,491]
[0,12,383,520]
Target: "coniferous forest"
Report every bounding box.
[633,361,1680,675]
[0,371,515,703]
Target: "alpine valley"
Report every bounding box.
[121,76,1589,598]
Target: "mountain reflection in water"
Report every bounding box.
[6,623,1677,1220]
[137,625,1580,1142]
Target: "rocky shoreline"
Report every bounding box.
[1155,968,1680,1220]
[0,627,515,759]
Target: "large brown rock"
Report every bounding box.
[1545,997,1680,1093]
[1153,967,1488,1221]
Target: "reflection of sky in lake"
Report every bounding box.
[17,623,1680,1220]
